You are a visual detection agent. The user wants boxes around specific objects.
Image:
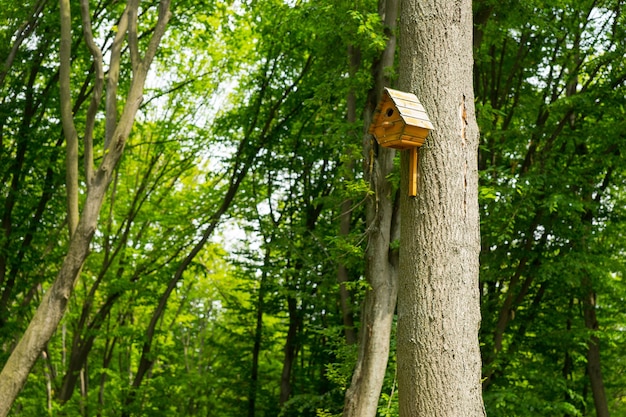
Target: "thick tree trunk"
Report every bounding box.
[342,1,399,416]
[396,0,485,416]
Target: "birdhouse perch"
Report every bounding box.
[369,88,434,196]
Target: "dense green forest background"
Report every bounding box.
[0,0,625,415]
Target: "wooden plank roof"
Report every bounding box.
[383,87,434,130]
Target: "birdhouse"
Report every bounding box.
[369,88,434,196]
[369,88,434,150]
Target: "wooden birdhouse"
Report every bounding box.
[369,88,434,196]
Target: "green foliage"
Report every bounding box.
[323,327,358,390]
[476,0,626,415]
[2,0,626,416]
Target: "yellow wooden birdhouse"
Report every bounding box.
[369,88,434,197]
[369,88,434,150]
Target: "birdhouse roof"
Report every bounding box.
[372,88,434,131]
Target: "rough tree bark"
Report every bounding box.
[343,0,399,416]
[396,0,485,416]
[0,1,171,415]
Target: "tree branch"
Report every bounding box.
[59,0,80,237]
[79,0,105,186]
[127,0,141,71]
[105,5,129,148]
[0,0,48,89]
[143,0,172,67]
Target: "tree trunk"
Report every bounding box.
[336,43,360,345]
[396,0,485,416]
[0,178,111,417]
[248,245,270,417]
[582,283,610,417]
[279,296,299,406]
[342,1,399,416]
[59,0,79,237]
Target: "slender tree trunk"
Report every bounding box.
[336,236,357,345]
[79,366,87,416]
[343,1,399,416]
[582,282,610,417]
[279,296,299,406]
[578,168,612,417]
[396,0,485,415]
[42,349,54,414]
[59,0,79,237]
[336,43,360,345]
[248,245,270,417]
[98,334,116,416]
